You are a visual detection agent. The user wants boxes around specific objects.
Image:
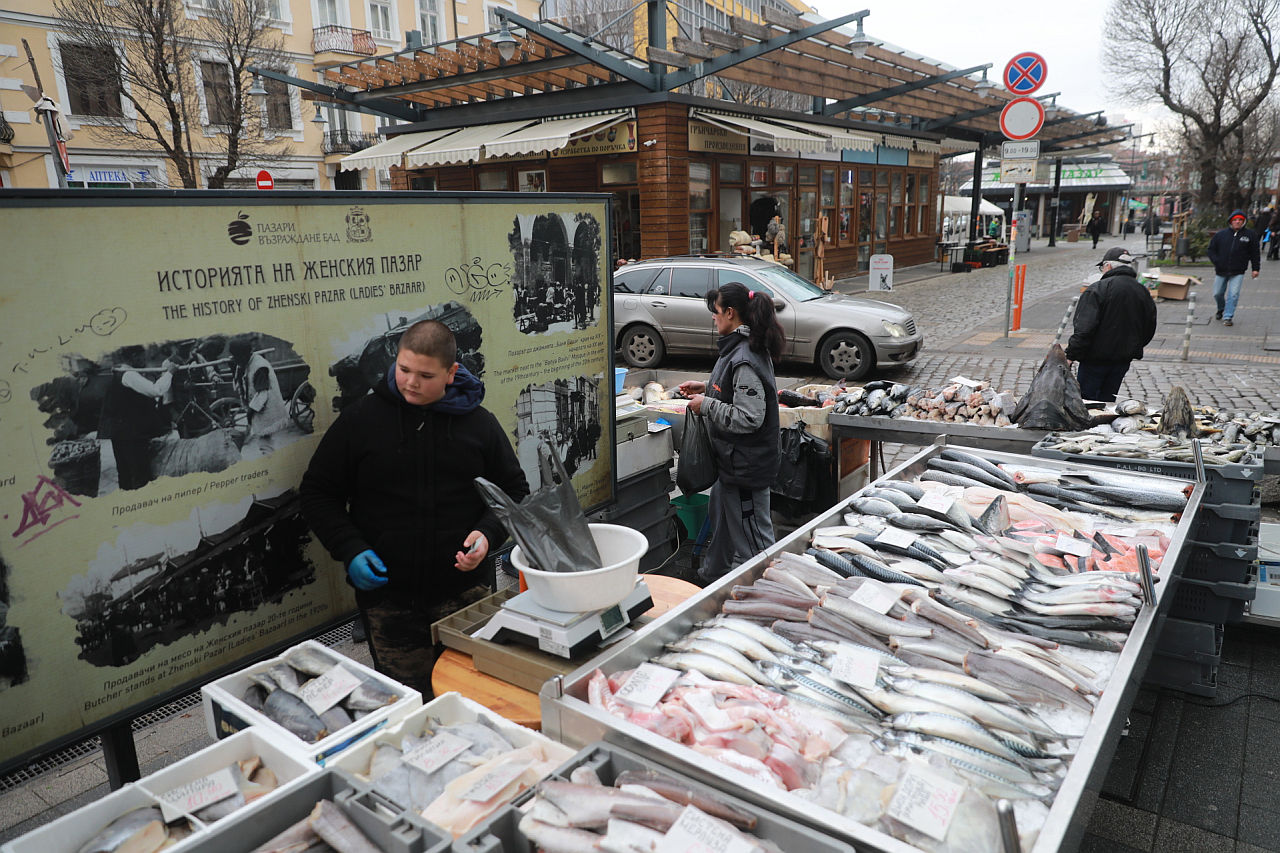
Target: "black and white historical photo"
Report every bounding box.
[0,554,28,690]
[328,302,484,412]
[32,335,315,496]
[509,212,603,335]
[59,489,316,667]
[514,374,603,480]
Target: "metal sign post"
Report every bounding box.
[1000,51,1045,340]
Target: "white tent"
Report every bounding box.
[943,195,1004,217]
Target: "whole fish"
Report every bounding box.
[878,479,926,501]
[665,638,774,686]
[887,712,1028,764]
[689,625,783,663]
[614,770,758,830]
[928,459,1016,492]
[819,594,932,639]
[262,689,329,742]
[345,676,400,711]
[75,807,168,853]
[921,469,990,490]
[1011,344,1091,430]
[705,615,803,655]
[939,448,1019,489]
[653,652,758,687]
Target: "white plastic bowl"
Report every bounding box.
[509,523,648,612]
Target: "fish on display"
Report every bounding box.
[74,807,193,853]
[1011,344,1092,430]
[1157,385,1198,438]
[249,799,382,853]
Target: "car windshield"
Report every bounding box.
[749,265,829,302]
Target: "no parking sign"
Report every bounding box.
[1004,52,1047,95]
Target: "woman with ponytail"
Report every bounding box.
[676,282,784,584]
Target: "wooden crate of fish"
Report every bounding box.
[327,691,574,839]
[200,640,422,766]
[180,767,451,853]
[1032,434,1263,506]
[454,742,859,853]
[540,444,1205,853]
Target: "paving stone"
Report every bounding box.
[1151,817,1236,852]
[1088,797,1158,849]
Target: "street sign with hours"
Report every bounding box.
[1003,52,1047,95]
[1001,140,1040,159]
[1001,160,1036,183]
[999,98,1045,141]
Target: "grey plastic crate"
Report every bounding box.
[1143,653,1218,698]
[1154,617,1224,663]
[1169,576,1257,624]
[452,742,858,853]
[185,768,450,853]
[1030,440,1263,505]
[1183,538,1259,582]
[1192,501,1262,545]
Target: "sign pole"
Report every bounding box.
[1004,182,1022,339]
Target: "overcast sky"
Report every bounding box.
[808,0,1170,140]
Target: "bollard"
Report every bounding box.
[1181,293,1196,361]
[1011,264,1027,331]
[1053,295,1079,346]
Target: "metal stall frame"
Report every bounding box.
[541,441,1205,853]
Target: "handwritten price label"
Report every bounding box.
[658,805,755,853]
[158,766,239,823]
[461,761,528,802]
[615,663,681,709]
[296,663,362,714]
[886,766,965,842]
[918,493,954,514]
[830,648,880,689]
[876,527,918,549]
[401,731,471,774]
[1055,533,1095,559]
[850,580,898,614]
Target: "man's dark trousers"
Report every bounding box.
[1077,361,1130,403]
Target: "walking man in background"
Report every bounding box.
[1067,248,1157,402]
[1086,210,1105,249]
[1207,210,1261,326]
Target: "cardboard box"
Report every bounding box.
[1156,273,1200,301]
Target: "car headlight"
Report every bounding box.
[882,320,907,337]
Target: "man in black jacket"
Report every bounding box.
[1067,247,1158,402]
[300,320,528,697]
[1207,209,1261,325]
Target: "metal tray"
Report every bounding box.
[540,442,1205,853]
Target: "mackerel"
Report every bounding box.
[928,458,1017,491]
[884,675,1045,738]
[939,448,1019,489]
[878,731,1051,787]
[887,712,1028,764]
[883,664,1018,704]
[818,594,933,638]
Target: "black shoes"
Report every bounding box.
[1215,311,1223,319]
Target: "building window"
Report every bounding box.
[368,0,392,39]
[264,77,293,129]
[417,0,441,41]
[689,161,712,253]
[316,0,340,27]
[601,162,637,184]
[201,61,234,126]
[61,44,122,117]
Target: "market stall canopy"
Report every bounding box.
[483,110,632,158]
[339,127,458,172]
[962,156,1132,193]
[943,195,1003,217]
[691,109,879,153]
[403,119,536,166]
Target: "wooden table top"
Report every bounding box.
[431,573,700,730]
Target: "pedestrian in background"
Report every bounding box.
[1067,247,1157,402]
[677,283,783,585]
[1086,210,1105,249]
[1207,209,1261,326]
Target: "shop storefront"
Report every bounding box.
[962,154,1132,238]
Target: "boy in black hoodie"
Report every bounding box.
[300,320,528,697]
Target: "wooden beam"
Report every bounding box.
[701,28,745,51]
[761,6,806,30]
[647,47,689,68]
[671,37,716,61]
[728,16,771,41]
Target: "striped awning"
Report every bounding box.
[339,128,457,172]
[483,111,631,158]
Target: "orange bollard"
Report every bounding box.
[1011,264,1027,330]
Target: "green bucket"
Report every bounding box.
[671,493,710,540]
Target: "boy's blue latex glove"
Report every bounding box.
[347,549,388,590]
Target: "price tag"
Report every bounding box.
[296,664,363,714]
[658,805,755,853]
[461,761,528,802]
[831,648,880,689]
[158,766,239,823]
[683,689,734,731]
[918,493,954,514]
[1055,533,1095,558]
[615,663,681,710]
[876,527,917,549]
[948,375,983,388]
[886,766,965,842]
[850,581,898,615]
[401,731,471,774]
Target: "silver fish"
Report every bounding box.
[819,594,932,638]
[75,807,168,853]
[262,689,329,742]
[285,646,338,677]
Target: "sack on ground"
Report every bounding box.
[474,441,602,573]
[676,411,717,494]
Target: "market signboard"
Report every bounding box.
[551,121,637,158]
[688,120,749,155]
[0,191,615,771]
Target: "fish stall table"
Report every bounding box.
[431,573,701,730]
[540,444,1205,853]
[829,413,1050,478]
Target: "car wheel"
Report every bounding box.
[619,324,666,368]
[817,330,873,380]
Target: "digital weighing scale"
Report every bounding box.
[471,580,654,658]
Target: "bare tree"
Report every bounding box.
[1103,0,1280,208]
[54,0,293,188]
[541,0,635,52]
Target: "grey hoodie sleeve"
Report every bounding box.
[703,363,768,434]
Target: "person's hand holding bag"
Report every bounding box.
[347,549,389,590]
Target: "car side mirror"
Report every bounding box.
[773,299,785,312]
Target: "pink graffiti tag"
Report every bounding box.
[12,475,82,545]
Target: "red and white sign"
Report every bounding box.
[999,98,1045,141]
[256,169,274,190]
[1003,52,1047,95]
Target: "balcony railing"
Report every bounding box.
[323,129,380,155]
[312,25,376,56]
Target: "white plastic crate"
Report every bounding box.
[201,640,421,766]
[2,783,159,853]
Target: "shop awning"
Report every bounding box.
[881,134,916,150]
[690,109,829,154]
[780,118,877,152]
[340,128,457,172]
[483,111,631,158]
[941,138,980,152]
[404,120,537,167]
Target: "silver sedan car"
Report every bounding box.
[613,256,923,380]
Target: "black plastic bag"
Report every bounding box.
[474,441,602,573]
[677,412,718,495]
[773,422,832,503]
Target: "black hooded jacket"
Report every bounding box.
[300,364,528,609]
[1066,265,1157,364]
